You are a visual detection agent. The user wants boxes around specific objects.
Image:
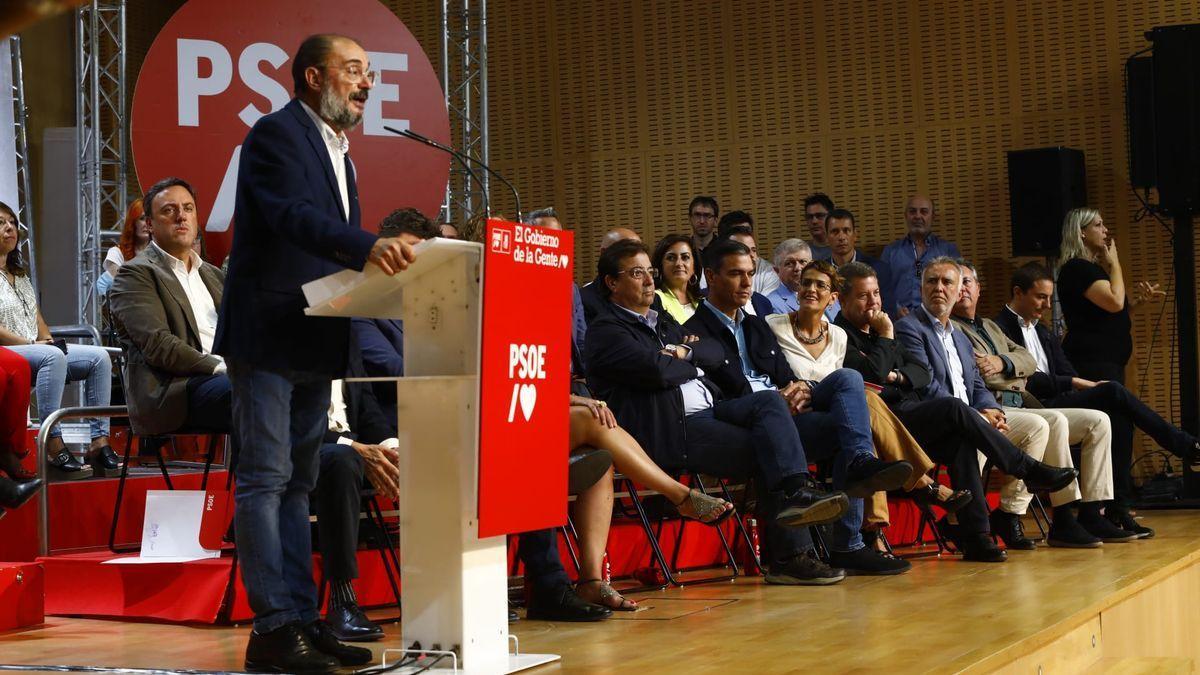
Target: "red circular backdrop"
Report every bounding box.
[130,0,451,264]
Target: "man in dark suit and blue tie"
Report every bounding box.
[214,33,416,674]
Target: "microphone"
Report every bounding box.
[385,125,522,222]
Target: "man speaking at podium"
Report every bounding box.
[215,34,415,674]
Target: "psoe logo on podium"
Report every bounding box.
[506,343,545,423]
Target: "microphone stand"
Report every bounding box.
[385,125,522,222]
[384,125,489,221]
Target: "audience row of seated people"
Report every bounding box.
[562,193,1199,585]
[1,181,1197,627]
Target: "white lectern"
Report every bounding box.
[304,238,558,674]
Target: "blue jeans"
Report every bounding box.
[793,369,875,553]
[229,361,331,634]
[684,390,814,564]
[8,343,112,439]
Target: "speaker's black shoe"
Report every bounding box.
[302,620,374,666]
[0,476,42,509]
[244,623,338,674]
[989,509,1037,550]
[844,458,913,498]
[326,603,384,642]
[526,586,611,622]
[1020,462,1078,493]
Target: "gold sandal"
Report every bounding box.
[576,579,638,611]
[673,488,733,525]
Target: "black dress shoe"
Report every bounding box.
[303,620,374,666]
[827,546,912,576]
[526,586,611,622]
[938,517,1007,562]
[244,623,339,674]
[989,509,1037,550]
[568,446,613,496]
[844,458,913,498]
[1020,462,1078,493]
[0,476,42,509]
[959,534,1008,563]
[47,450,92,480]
[1107,505,1155,539]
[1047,517,1103,548]
[775,487,849,527]
[326,603,384,642]
[85,445,123,477]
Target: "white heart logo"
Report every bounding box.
[561,255,570,269]
[519,383,537,421]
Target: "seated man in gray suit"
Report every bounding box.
[109,177,229,436]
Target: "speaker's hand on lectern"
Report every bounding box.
[368,236,417,276]
[353,441,401,501]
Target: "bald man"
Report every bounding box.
[579,228,651,324]
[879,194,961,318]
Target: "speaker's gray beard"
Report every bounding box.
[319,84,363,131]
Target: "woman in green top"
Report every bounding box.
[652,234,701,323]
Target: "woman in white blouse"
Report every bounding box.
[0,202,114,478]
[767,260,970,544]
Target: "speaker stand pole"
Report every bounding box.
[1172,211,1200,497]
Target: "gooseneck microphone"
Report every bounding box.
[385,125,522,222]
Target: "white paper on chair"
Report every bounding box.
[102,490,221,564]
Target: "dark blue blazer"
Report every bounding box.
[682,302,798,398]
[584,304,724,470]
[894,306,999,411]
[215,99,378,376]
[352,318,404,377]
[992,309,1077,401]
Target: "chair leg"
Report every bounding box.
[690,474,739,578]
[200,435,216,491]
[157,439,174,490]
[107,432,137,553]
[558,513,582,579]
[1029,494,1051,540]
[720,479,761,574]
[622,477,679,589]
[365,495,402,620]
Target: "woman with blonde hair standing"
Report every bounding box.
[1055,208,1164,384]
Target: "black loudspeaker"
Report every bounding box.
[1150,24,1200,214]
[1007,147,1087,257]
[1126,55,1157,189]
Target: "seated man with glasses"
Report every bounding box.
[803,192,834,260]
[585,239,853,586]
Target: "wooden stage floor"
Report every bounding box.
[2,511,1200,674]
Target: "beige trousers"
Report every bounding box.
[981,407,1114,514]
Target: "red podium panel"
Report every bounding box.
[478,219,573,537]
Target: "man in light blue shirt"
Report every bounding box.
[879,195,961,318]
